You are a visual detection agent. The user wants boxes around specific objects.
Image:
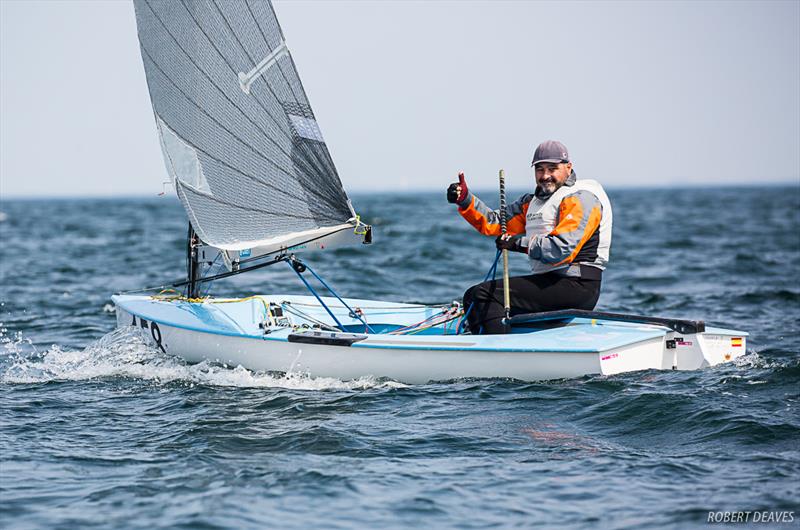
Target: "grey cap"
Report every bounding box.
[531,140,570,166]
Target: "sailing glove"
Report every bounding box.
[496,234,529,254]
[447,172,470,207]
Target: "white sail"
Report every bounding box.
[133,0,359,252]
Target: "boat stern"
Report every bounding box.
[672,328,748,370]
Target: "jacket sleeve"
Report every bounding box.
[529,190,602,265]
[457,192,530,237]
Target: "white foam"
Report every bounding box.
[0,327,406,390]
[733,350,776,369]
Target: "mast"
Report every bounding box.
[186,225,201,299]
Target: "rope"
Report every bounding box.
[353,214,369,235]
[456,249,502,335]
[387,310,450,335]
[389,308,462,335]
[150,291,271,317]
[285,302,432,311]
[280,302,339,332]
[133,253,500,337]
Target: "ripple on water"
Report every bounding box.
[1,189,798,528]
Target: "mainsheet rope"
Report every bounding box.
[456,250,502,335]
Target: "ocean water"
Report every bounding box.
[1,186,798,529]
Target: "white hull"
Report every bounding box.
[113,295,747,384]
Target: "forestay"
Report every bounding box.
[133,0,356,251]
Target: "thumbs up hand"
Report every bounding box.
[446,172,469,206]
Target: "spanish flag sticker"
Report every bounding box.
[731,337,743,347]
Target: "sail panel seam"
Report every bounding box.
[177,0,348,212]
[208,0,347,206]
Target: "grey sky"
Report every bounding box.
[1,0,798,198]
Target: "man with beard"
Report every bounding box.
[447,140,613,334]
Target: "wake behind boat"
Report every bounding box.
[113,0,747,383]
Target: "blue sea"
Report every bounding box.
[1,186,798,529]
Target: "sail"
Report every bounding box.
[132,0,355,251]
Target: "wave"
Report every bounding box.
[0,327,405,391]
[734,289,800,304]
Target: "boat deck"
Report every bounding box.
[110,294,718,353]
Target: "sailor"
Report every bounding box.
[447,140,612,334]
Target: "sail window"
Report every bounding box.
[157,116,211,194]
[288,115,324,142]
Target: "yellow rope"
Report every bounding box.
[211,295,271,317]
[150,292,270,318]
[353,214,368,235]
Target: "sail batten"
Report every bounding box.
[134,0,354,249]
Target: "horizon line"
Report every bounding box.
[1,180,798,201]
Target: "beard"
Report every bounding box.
[535,178,563,198]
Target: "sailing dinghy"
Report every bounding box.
[113,0,747,383]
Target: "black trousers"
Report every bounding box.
[462,274,601,334]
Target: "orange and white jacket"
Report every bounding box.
[457,172,612,275]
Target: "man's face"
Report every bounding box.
[534,162,572,195]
